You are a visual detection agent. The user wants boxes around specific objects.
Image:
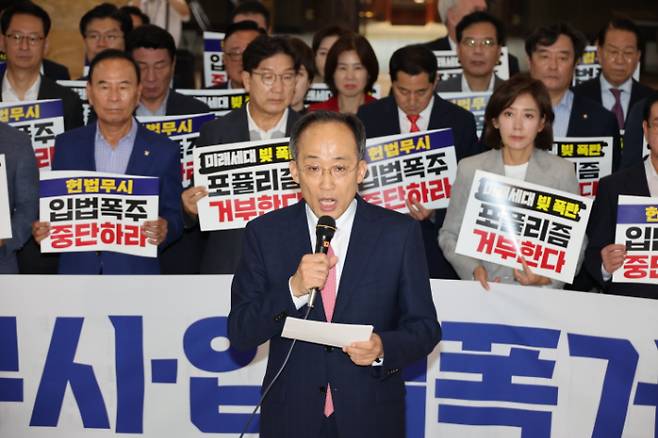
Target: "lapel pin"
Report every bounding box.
[144,150,150,156]
[583,114,588,120]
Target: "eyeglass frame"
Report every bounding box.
[460,37,498,49]
[300,163,360,180]
[250,69,297,87]
[85,31,123,43]
[4,33,45,46]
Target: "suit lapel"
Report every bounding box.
[428,94,446,130]
[125,123,150,175]
[81,123,97,171]
[623,161,650,196]
[333,198,381,320]
[285,108,300,136]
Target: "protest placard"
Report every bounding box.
[137,113,215,188]
[39,171,159,257]
[0,99,64,171]
[202,31,226,87]
[613,194,658,284]
[551,136,614,197]
[455,170,592,283]
[360,129,458,212]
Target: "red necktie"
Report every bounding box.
[610,88,624,130]
[407,114,420,133]
[322,246,337,417]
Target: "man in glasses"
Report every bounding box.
[213,20,265,89]
[437,11,505,93]
[183,35,301,274]
[79,3,132,68]
[0,1,83,131]
[574,18,653,131]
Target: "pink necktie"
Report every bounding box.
[407,114,420,132]
[610,88,624,130]
[322,246,337,417]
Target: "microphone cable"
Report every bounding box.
[238,304,313,437]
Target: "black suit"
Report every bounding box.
[621,94,656,170]
[584,160,658,298]
[357,94,480,279]
[197,107,301,274]
[572,75,653,115]
[422,35,520,76]
[42,59,70,81]
[157,90,213,275]
[567,94,622,172]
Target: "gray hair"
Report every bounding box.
[289,111,366,161]
[438,0,459,24]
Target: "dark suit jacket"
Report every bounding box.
[52,122,183,274]
[572,75,653,114]
[42,59,70,81]
[621,96,656,169]
[357,94,480,279]
[422,35,520,76]
[0,73,83,132]
[157,90,213,274]
[567,94,622,172]
[228,197,441,438]
[197,107,301,274]
[0,123,38,273]
[165,90,212,115]
[585,160,658,298]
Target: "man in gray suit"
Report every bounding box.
[182,35,301,274]
[437,11,505,93]
[0,122,38,274]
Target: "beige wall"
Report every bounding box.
[34,0,128,79]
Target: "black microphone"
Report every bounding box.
[308,215,337,308]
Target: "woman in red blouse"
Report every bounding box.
[308,33,379,114]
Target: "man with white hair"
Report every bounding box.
[423,0,520,75]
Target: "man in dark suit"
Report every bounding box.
[32,50,182,274]
[436,11,506,93]
[422,0,520,76]
[127,24,210,116]
[527,23,621,171]
[127,24,210,274]
[210,20,264,89]
[0,122,38,274]
[584,94,658,298]
[228,111,441,438]
[357,44,479,279]
[79,3,132,68]
[183,35,301,274]
[0,2,83,131]
[573,18,653,131]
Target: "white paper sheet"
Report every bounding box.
[281,317,373,348]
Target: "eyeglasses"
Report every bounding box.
[251,70,296,87]
[225,49,244,61]
[461,37,497,48]
[301,164,358,179]
[85,32,123,43]
[603,46,638,62]
[4,33,44,46]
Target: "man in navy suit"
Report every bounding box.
[573,18,653,130]
[585,93,658,298]
[32,50,182,274]
[228,111,441,438]
[183,35,301,274]
[357,44,479,279]
[527,23,622,172]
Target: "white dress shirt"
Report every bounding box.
[600,74,632,122]
[290,199,357,309]
[397,96,434,133]
[461,73,496,93]
[246,102,288,141]
[2,74,40,102]
[552,90,574,138]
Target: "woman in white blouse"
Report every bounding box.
[439,73,580,290]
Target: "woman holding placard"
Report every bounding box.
[439,73,580,290]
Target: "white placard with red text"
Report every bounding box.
[551,136,614,198]
[0,99,64,171]
[613,195,658,284]
[38,171,159,257]
[455,170,592,283]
